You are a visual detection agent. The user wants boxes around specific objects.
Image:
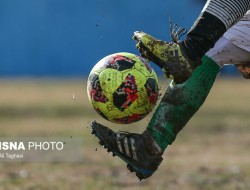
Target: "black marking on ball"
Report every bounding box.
[113,74,138,111]
[107,54,136,71]
[114,113,146,124]
[88,73,107,103]
[145,78,159,104]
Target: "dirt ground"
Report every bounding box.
[0,78,249,190]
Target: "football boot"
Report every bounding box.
[132,22,197,84]
[90,121,163,180]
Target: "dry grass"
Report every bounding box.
[0,78,249,190]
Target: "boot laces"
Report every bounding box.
[169,17,187,43]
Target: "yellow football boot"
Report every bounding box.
[133,31,196,84]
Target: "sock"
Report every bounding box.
[147,56,220,150]
[182,0,250,65]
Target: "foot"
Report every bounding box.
[133,31,196,84]
[90,121,163,180]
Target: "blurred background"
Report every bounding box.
[0,0,249,189]
[0,0,237,77]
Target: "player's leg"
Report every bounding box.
[133,0,250,83]
[206,10,250,78]
[148,11,250,151]
[146,56,220,149]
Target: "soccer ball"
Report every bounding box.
[87,52,159,124]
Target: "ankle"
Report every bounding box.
[179,41,201,69]
[143,129,167,153]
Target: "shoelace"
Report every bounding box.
[169,17,187,43]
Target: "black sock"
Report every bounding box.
[182,0,250,65]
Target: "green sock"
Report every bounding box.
[147,56,220,150]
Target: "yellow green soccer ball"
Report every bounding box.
[87,52,159,124]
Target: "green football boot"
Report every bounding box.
[133,31,196,84]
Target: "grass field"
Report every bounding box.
[0,78,249,190]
